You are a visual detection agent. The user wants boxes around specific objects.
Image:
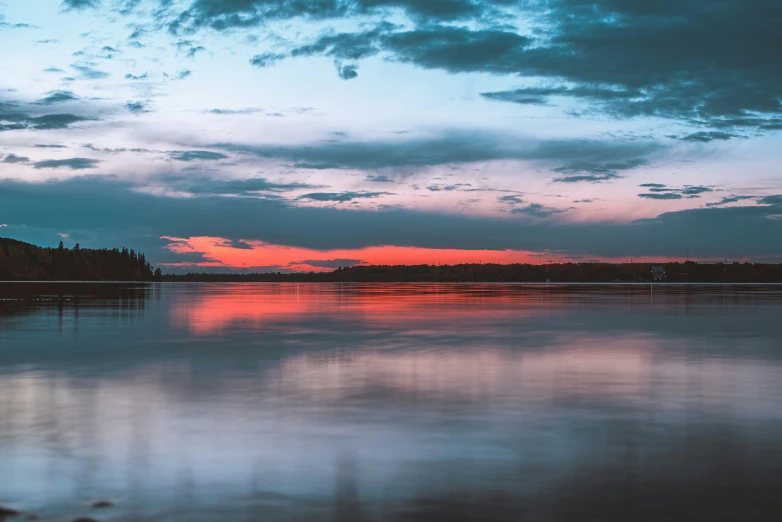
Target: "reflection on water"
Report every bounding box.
[1,283,782,521]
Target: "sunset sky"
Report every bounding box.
[1,0,781,271]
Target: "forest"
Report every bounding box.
[0,238,161,281]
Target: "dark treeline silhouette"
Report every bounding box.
[164,262,782,283]
[0,238,162,281]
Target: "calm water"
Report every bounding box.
[1,283,782,522]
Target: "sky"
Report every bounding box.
[1,0,781,272]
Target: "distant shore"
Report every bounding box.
[158,262,782,283]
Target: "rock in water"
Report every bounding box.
[91,501,113,509]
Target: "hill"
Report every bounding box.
[0,238,161,281]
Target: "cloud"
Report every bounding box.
[34,144,68,148]
[34,90,79,105]
[426,183,472,192]
[208,108,264,115]
[31,114,92,130]
[552,158,647,184]
[32,158,100,170]
[61,0,100,9]
[214,131,660,170]
[186,45,206,58]
[705,195,756,207]
[249,53,287,68]
[195,1,782,131]
[637,183,713,200]
[481,86,643,106]
[297,191,393,203]
[335,61,359,80]
[2,176,782,260]
[365,175,396,183]
[2,154,30,163]
[71,64,110,80]
[638,192,684,200]
[172,176,319,196]
[680,131,737,143]
[553,173,621,183]
[0,110,93,132]
[124,73,148,80]
[125,101,151,114]
[510,203,568,218]
[168,150,229,161]
[43,67,65,73]
[175,69,192,80]
[758,195,782,206]
[498,195,525,205]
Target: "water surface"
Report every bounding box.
[1,283,782,521]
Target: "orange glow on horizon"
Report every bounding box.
[160,236,688,272]
[161,236,546,271]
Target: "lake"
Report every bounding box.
[1,283,782,522]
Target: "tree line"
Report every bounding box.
[163,262,782,283]
[0,238,162,281]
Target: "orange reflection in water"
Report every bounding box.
[171,283,559,335]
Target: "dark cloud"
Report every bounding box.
[681,186,713,196]
[31,113,92,130]
[32,158,100,170]
[34,90,79,105]
[297,191,393,203]
[214,131,659,170]
[2,154,30,164]
[61,0,100,9]
[758,195,782,206]
[34,144,68,148]
[552,158,647,183]
[427,183,472,192]
[705,195,756,207]
[292,258,365,269]
[638,183,713,200]
[118,0,142,15]
[124,73,149,80]
[365,174,396,183]
[43,67,65,73]
[186,45,206,58]
[1,176,781,260]
[125,101,151,114]
[249,53,287,68]
[481,86,643,106]
[639,192,684,200]
[498,195,525,205]
[680,131,737,143]
[71,64,110,80]
[335,61,359,80]
[0,111,93,132]
[174,176,319,196]
[168,150,229,161]
[510,203,568,218]
[377,26,532,74]
[162,0,509,37]
[553,173,621,183]
[191,0,782,131]
[175,69,192,80]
